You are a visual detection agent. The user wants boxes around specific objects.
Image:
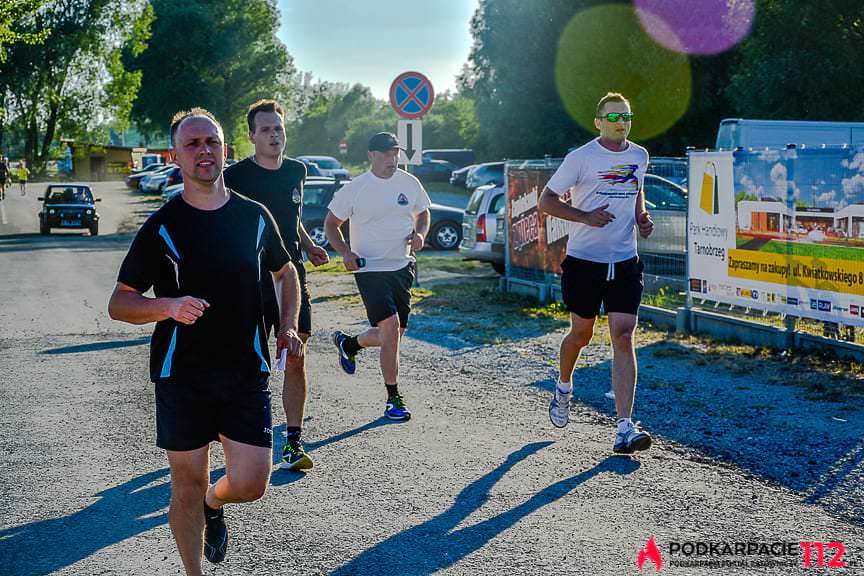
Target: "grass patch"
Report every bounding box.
[415,255,487,274]
[642,286,686,309]
[757,239,863,260]
[411,278,568,343]
[305,259,347,274]
[648,334,864,401]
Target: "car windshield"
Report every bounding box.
[465,187,486,215]
[309,158,341,170]
[46,186,92,204]
[645,178,687,210]
[303,185,333,206]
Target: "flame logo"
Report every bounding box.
[638,536,662,572]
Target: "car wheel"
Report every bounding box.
[430,221,461,250]
[90,222,99,236]
[308,223,329,248]
[40,221,50,235]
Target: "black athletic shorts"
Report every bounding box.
[155,367,272,451]
[354,262,415,328]
[265,260,312,336]
[560,255,643,318]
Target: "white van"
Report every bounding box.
[715,119,864,150]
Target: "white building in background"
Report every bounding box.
[737,201,864,239]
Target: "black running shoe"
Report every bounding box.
[203,502,228,564]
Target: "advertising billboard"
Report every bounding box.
[688,148,864,326]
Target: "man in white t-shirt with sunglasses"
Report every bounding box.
[538,92,655,454]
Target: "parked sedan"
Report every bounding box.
[638,174,687,258]
[459,183,506,273]
[449,164,473,188]
[409,159,459,182]
[301,177,463,250]
[38,184,101,236]
[297,155,351,180]
[141,165,182,193]
[124,163,165,189]
[466,161,505,190]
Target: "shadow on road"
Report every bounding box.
[0,232,132,254]
[0,469,171,576]
[40,337,150,355]
[528,340,864,527]
[331,445,639,575]
[270,418,400,486]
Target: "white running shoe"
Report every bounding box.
[548,386,571,428]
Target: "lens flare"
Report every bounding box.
[635,0,755,55]
[556,4,691,141]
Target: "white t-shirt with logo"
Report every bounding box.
[546,138,649,263]
[327,169,432,272]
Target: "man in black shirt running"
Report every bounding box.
[224,99,330,471]
[109,108,303,576]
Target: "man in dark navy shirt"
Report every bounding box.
[224,99,329,471]
[109,108,302,576]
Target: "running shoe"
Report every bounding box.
[613,422,652,454]
[280,435,313,471]
[203,503,228,564]
[548,386,572,428]
[384,394,411,421]
[331,330,356,375]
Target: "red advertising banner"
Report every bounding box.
[507,167,570,274]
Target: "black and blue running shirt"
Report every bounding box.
[223,157,306,263]
[117,192,291,382]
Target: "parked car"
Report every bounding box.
[459,183,506,273]
[409,159,458,182]
[449,164,474,188]
[300,177,463,250]
[141,164,182,193]
[421,149,475,169]
[161,182,183,203]
[298,159,324,178]
[297,155,351,180]
[124,163,165,189]
[466,161,505,190]
[37,184,101,236]
[638,174,687,257]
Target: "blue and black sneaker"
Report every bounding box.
[384,394,411,421]
[331,330,357,375]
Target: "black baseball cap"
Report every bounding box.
[368,132,404,152]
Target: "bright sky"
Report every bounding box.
[278,0,479,100]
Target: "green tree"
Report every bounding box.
[0,0,48,62]
[128,0,296,146]
[726,0,864,121]
[0,0,152,167]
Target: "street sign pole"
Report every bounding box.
[389,72,435,286]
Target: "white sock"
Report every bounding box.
[556,379,572,394]
[617,418,632,434]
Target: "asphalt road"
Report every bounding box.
[1,181,863,575]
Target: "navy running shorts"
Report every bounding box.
[155,367,272,451]
[560,255,643,318]
[354,262,415,328]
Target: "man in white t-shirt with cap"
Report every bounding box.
[324,132,431,421]
[538,92,655,454]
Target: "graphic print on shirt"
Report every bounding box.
[159,224,181,289]
[397,193,409,206]
[597,164,640,199]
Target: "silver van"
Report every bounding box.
[459,183,506,274]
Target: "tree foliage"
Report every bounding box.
[0,0,153,167]
[128,0,296,145]
[0,0,48,63]
[461,0,864,158]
